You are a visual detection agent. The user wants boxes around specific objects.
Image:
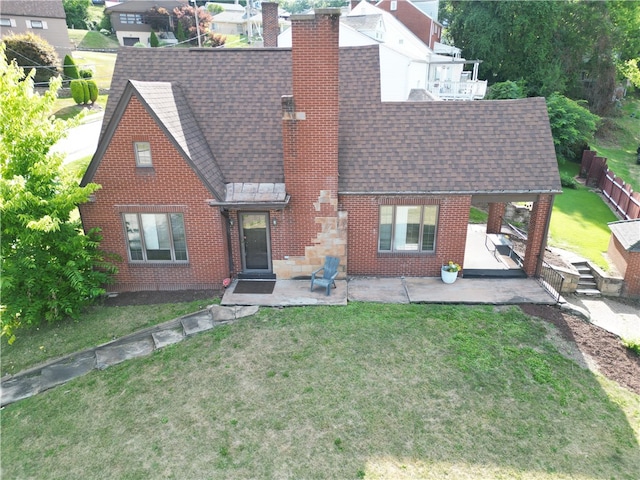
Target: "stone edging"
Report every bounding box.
[0,305,259,407]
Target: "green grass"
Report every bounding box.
[64,154,93,180]
[550,163,618,270]
[469,206,488,223]
[1,298,218,375]
[592,97,640,192]
[52,94,108,120]
[2,304,639,479]
[69,51,116,89]
[68,29,119,50]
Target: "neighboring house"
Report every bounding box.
[209,2,289,43]
[277,1,486,101]
[375,0,441,50]
[608,220,640,297]
[79,10,560,293]
[0,0,72,59]
[105,0,185,46]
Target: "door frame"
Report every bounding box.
[238,211,272,274]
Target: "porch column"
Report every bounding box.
[523,195,554,277]
[486,202,506,234]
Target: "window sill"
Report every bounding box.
[128,262,190,267]
[378,251,435,257]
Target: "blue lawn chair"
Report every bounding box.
[310,256,340,295]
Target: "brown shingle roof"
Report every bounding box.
[89,44,560,195]
[1,0,66,19]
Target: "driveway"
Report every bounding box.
[51,111,103,164]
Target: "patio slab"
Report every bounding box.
[221,279,348,307]
[404,277,556,304]
[347,277,409,303]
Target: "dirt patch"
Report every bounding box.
[101,289,220,307]
[520,304,640,395]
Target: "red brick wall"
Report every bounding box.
[624,251,640,297]
[487,202,505,234]
[342,194,471,276]
[262,2,279,47]
[607,235,628,277]
[523,195,553,276]
[79,96,229,292]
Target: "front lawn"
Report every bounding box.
[2,304,639,479]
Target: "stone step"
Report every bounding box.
[576,288,601,296]
[579,273,595,281]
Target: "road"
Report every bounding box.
[51,112,104,164]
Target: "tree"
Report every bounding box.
[485,81,525,100]
[546,93,600,164]
[2,33,60,85]
[173,5,213,45]
[63,54,80,81]
[444,1,640,114]
[206,33,226,48]
[63,0,91,30]
[0,47,116,344]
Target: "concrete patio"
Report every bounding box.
[221,276,556,307]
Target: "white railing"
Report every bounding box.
[426,80,488,101]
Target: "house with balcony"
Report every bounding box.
[277,1,486,101]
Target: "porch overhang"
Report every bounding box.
[208,182,290,210]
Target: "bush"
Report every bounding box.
[560,172,578,189]
[486,81,526,100]
[63,54,80,81]
[70,79,88,104]
[79,68,93,79]
[2,33,60,85]
[622,338,640,356]
[133,42,146,48]
[99,13,112,32]
[150,31,159,47]
[86,79,98,103]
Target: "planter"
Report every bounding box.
[441,267,459,284]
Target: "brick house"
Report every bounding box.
[80,9,561,292]
[374,0,441,50]
[608,220,640,297]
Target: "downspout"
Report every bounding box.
[221,208,235,275]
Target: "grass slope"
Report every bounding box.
[592,99,640,192]
[68,29,119,50]
[2,304,639,479]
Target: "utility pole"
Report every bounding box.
[191,0,202,47]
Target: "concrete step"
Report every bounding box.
[576,288,601,296]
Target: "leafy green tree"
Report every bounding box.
[63,0,91,30]
[445,0,640,114]
[0,48,116,344]
[2,33,60,85]
[546,93,600,164]
[279,0,346,14]
[486,81,525,100]
[63,54,80,81]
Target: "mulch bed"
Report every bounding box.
[520,304,640,395]
[100,290,639,395]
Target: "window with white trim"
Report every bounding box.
[29,20,44,29]
[119,13,144,24]
[123,213,188,262]
[378,205,437,252]
[0,18,13,27]
[134,141,152,166]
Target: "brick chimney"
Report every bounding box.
[262,2,279,48]
[277,9,346,276]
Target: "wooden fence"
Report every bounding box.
[580,149,640,220]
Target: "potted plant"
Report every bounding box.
[441,261,461,284]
